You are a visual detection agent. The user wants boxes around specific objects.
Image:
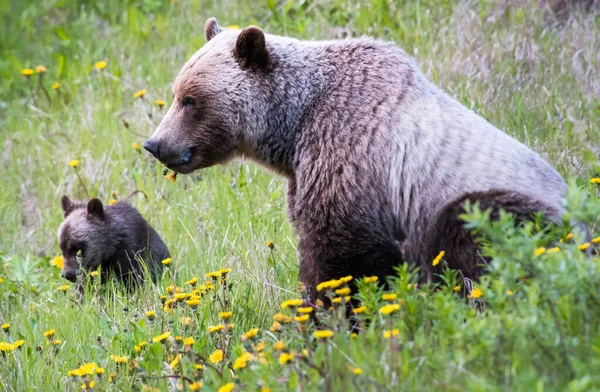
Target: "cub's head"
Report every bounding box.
[58,196,113,282]
[144,18,274,174]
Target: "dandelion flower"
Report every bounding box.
[51,82,60,90]
[94,61,107,70]
[52,339,62,346]
[547,247,560,254]
[110,355,129,364]
[155,100,166,108]
[133,89,147,99]
[469,288,483,299]
[364,276,378,283]
[145,311,155,320]
[152,331,170,343]
[273,313,292,323]
[590,178,600,184]
[189,382,203,391]
[274,341,285,351]
[161,258,172,266]
[383,329,400,338]
[209,349,223,363]
[432,250,445,266]
[163,299,176,312]
[0,278,3,284]
[219,311,232,320]
[21,68,35,76]
[166,172,177,183]
[592,236,600,244]
[297,307,313,314]
[180,317,193,326]
[534,247,546,256]
[453,285,461,292]
[81,380,95,389]
[218,383,234,392]
[44,330,56,340]
[186,298,200,308]
[0,342,14,353]
[382,293,397,301]
[208,325,224,333]
[13,340,24,349]
[353,306,366,314]
[169,355,181,368]
[69,159,80,168]
[266,240,274,249]
[270,321,282,332]
[233,352,252,369]
[132,142,140,150]
[566,233,573,241]
[90,271,99,278]
[194,364,203,370]
[335,287,351,296]
[379,304,401,316]
[314,330,334,339]
[295,315,309,323]
[58,285,69,292]
[2,323,10,332]
[35,65,46,73]
[316,278,344,291]
[183,337,194,346]
[280,299,303,309]
[279,351,295,365]
[186,277,199,286]
[242,328,259,340]
[353,368,363,375]
[578,243,590,251]
[507,290,514,296]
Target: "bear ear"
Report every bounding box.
[87,198,105,220]
[61,195,76,218]
[234,26,270,69]
[205,17,223,42]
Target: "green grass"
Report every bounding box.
[1,0,600,391]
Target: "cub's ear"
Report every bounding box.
[234,26,270,69]
[87,198,105,220]
[205,17,223,42]
[61,195,76,218]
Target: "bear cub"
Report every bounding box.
[58,195,169,286]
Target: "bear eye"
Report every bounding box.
[181,96,195,107]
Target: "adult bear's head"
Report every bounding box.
[144,18,276,174]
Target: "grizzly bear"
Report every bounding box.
[58,196,168,286]
[144,18,566,300]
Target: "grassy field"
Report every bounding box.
[1,0,600,391]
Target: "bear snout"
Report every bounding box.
[144,138,161,159]
[62,269,78,282]
[144,138,193,170]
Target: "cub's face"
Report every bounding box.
[144,18,272,174]
[58,196,109,282]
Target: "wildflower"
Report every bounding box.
[332,296,350,304]
[218,383,234,392]
[69,159,80,168]
[274,340,285,351]
[186,277,199,286]
[90,271,98,278]
[194,364,203,370]
[279,351,295,365]
[133,89,147,99]
[208,325,224,333]
[186,298,201,308]
[315,299,324,307]
[273,313,292,323]
[316,278,342,291]
[2,323,10,332]
[35,65,46,73]
[590,178,600,184]
[547,247,560,253]
[13,340,24,349]
[51,82,60,90]
[314,330,334,339]
[209,349,223,363]
[242,328,259,340]
[297,306,313,314]
[110,354,129,364]
[432,250,445,266]
[21,69,35,76]
[364,276,378,284]
[132,142,140,151]
[0,278,3,283]
[350,333,358,338]
[233,352,252,369]
[53,339,62,346]
[339,275,353,283]
[266,240,274,249]
[592,236,600,244]
[94,61,107,70]
[51,256,64,269]
[180,317,193,326]
[0,342,14,353]
[152,331,170,343]
[335,287,351,296]
[166,172,177,183]
[161,257,172,266]
[189,382,203,391]
[453,286,461,292]
[383,329,400,338]
[353,367,363,375]
[534,247,546,256]
[353,306,366,314]
[44,330,56,340]
[578,243,591,251]
[270,321,282,332]
[184,337,194,346]
[219,268,232,276]
[174,293,186,302]
[281,299,303,309]
[295,315,310,323]
[109,373,116,383]
[469,288,483,299]
[219,311,233,320]
[379,304,401,316]
[169,355,181,368]
[507,290,514,296]
[81,380,95,390]
[154,99,165,108]
[566,233,573,241]
[163,299,176,312]
[227,25,240,29]
[145,311,155,320]
[382,293,397,301]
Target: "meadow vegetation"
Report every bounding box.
[1,0,600,390]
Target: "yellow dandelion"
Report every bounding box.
[507,290,514,296]
[145,311,155,320]
[453,285,461,292]
[51,82,60,90]
[335,287,351,296]
[353,367,363,375]
[90,271,98,278]
[274,341,285,351]
[566,233,573,241]
[350,333,358,338]
[382,293,397,301]
[279,351,295,365]
[469,287,483,299]
[94,61,107,70]
[21,68,35,76]
[161,258,172,266]
[183,337,194,346]
[208,325,224,333]
[186,298,200,308]
[110,354,129,364]
[578,243,591,251]
[81,380,95,389]
[194,364,203,370]
[186,277,199,286]
[133,89,147,99]
[219,311,232,320]
[169,355,181,368]
[190,382,203,391]
[281,299,303,309]
[314,330,334,339]
[332,296,351,304]
[152,331,170,343]
[297,306,313,314]
[242,328,259,340]
[316,278,342,291]
[35,65,46,73]
[270,321,282,332]
[218,383,234,392]
[233,352,252,370]
[43,330,56,340]
[432,250,445,266]
[107,199,117,206]
[180,317,193,326]
[353,306,366,314]
[590,178,600,184]
[209,349,223,363]
[2,323,10,332]
[273,313,292,323]
[155,100,166,108]
[0,278,4,283]
[132,142,140,150]
[266,240,274,249]
[13,340,24,349]
[69,159,80,168]
[379,304,401,316]
[295,314,310,323]
[58,285,69,292]
[364,276,378,284]
[547,247,561,254]
[383,329,400,338]
[592,236,600,244]
[166,172,177,183]
[534,247,546,256]
[163,299,176,312]
[52,339,62,346]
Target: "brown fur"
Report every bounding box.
[58,196,168,287]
